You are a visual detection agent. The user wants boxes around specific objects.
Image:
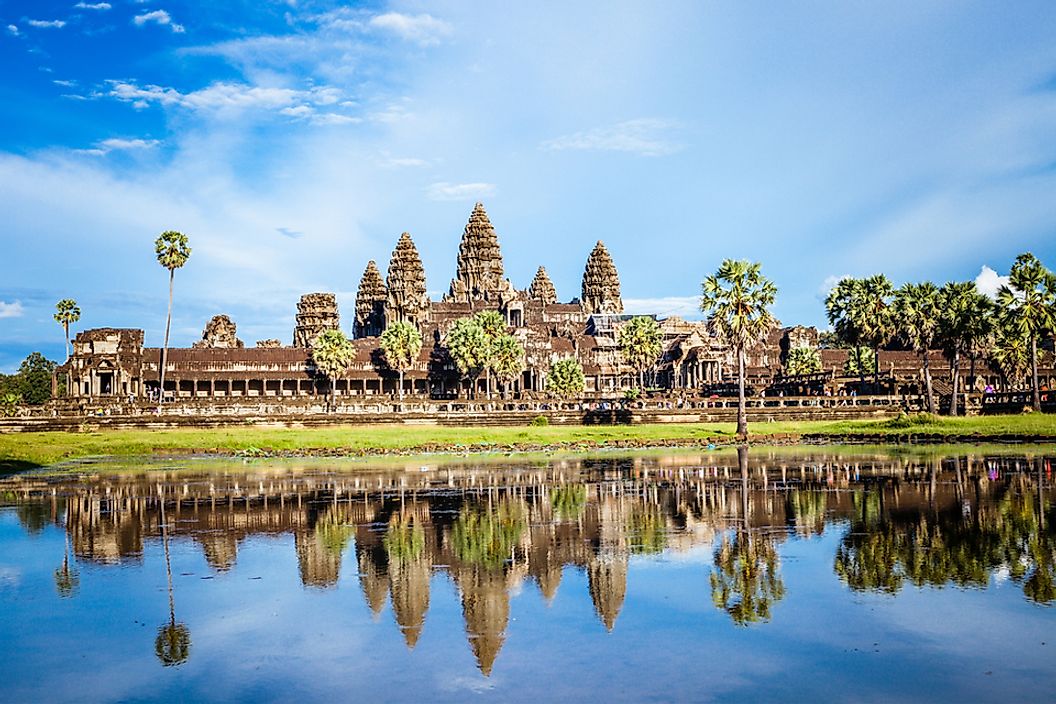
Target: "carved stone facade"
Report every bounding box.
[256,339,282,349]
[445,202,515,305]
[354,260,386,338]
[192,315,243,350]
[293,293,340,348]
[385,233,428,327]
[581,241,623,314]
[528,267,558,305]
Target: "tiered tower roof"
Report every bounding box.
[354,260,387,338]
[528,266,558,305]
[447,202,506,303]
[293,293,340,348]
[581,241,623,314]
[385,233,428,327]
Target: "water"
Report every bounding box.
[1,447,1054,702]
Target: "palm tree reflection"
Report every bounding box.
[155,494,190,667]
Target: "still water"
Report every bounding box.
[1,447,1055,702]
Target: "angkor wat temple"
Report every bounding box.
[57,203,1044,408]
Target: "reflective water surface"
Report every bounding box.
[2,447,1055,702]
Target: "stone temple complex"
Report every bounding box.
[56,202,1039,407]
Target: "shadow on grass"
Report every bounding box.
[0,459,43,477]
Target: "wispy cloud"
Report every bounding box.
[106,80,344,116]
[368,12,452,46]
[818,274,851,298]
[27,19,67,29]
[975,265,1010,299]
[52,79,77,87]
[426,182,496,202]
[379,156,429,168]
[624,296,701,318]
[6,24,19,36]
[542,119,682,157]
[133,9,184,34]
[276,227,303,239]
[0,301,25,319]
[74,2,112,10]
[76,137,160,156]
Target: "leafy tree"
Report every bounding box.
[938,281,993,415]
[843,346,875,378]
[490,334,525,399]
[998,253,1056,411]
[988,321,1030,390]
[0,392,20,417]
[710,530,786,625]
[784,346,821,376]
[53,298,80,362]
[16,352,57,405]
[379,321,422,402]
[311,328,355,411]
[547,357,585,399]
[825,275,894,389]
[894,282,941,414]
[154,231,191,406]
[701,259,777,439]
[617,316,663,389]
[446,317,488,399]
[474,310,507,399]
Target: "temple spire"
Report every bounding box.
[580,241,623,314]
[354,260,386,338]
[446,202,508,303]
[528,266,558,305]
[385,233,428,328]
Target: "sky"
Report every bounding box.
[2,1,1056,371]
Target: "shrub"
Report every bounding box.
[530,415,549,427]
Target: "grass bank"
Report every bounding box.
[1,413,1054,472]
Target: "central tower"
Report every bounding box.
[445,202,512,304]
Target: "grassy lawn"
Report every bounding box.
[1,413,1054,470]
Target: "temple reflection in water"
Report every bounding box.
[4,449,1054,675]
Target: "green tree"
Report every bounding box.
[311,328,355,411]
[988,320,1030,390]
[894,282,941,414]
[0,392,20,417]
[154,231,191,406]
[843,346,876,378]
[379,321,423,403]
[474,310,507,399]
[825,275,894,389]
[446,317,488,399]
[53,298,80,363]
[998,253,1056,411]
[16,352,57,405]
[784,346,821,376]
[490,334,525,399]
[547,357,585,399]
[701,259,777,439]
[938,281,993,415]
[617,316,663,389]
[710,530,786,625]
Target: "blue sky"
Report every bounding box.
[2,1,1056,371]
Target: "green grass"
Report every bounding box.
[1,413,1054,471]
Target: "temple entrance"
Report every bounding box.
[98,372,113,395]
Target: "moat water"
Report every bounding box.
[1,447,1055,702]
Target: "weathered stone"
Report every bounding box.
[293,293,340,348]
[255,339,282,349]
[385,233,428,327]
[354,260,387,338]
[528,266,558,305]
[446,203,514,304]
[581,241,623,314]
[192,315,243,349]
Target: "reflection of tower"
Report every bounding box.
[456,568,510,677]
[356,542,390,619]
[196,532,239,572]
[389,557,430,648]
[587,553,628,632]
[67,492,145,564]
[528,522,563,602]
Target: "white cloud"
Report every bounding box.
[624,296,701,318]
[76,138,160,156]
[27,19,67,29]
[52,79,77,87]
[368,12,451,46]
[379,157,429,168]
[133,10,184,33]
[542,119,682,157]
[75,2,112,10]
[6,24,19,36]
[426,182,496,201]
[0,301,24,319]
[819,274,851,298]
[975,265,1010,299]
[106,80,344,116]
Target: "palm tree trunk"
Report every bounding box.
[159,268,174,409]
[398,369,405,404]
[872,344,880,393]
[969,354,977,393]
[949,349,960,416]
[1031,335,1041,412]
[639,368,645,390]
[64,322,70,363]
[737,346,747,440]
[922,350,935,414]
[330,378,336,413]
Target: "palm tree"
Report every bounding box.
[547,357,585,399]
[989,321,1030,391]
[938,281,993,415]
[701,259,777,439]
[826,278,866,386]
[154,231,191,407]
[998,253,1056,412]
[446,317,488,399]
[54,507,79,598]
[894,282,941,414]
[155,494,191,667]
[617,316,663,389]
[784,346,821,376]
[474,310,507,399]
[311,329,355,411]
[379,321,423,403]
[825,275,893,391]
[490,334,525,399]
[53,299,80,362]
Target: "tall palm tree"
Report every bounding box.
[446,317,488,399]
[998,253,1056,412]
[154,231,191,407]
[53,299,80,363]
[311,329,355,411]
[938,281,993,415]
[989,320,1030,391]
[379,321,423,403]
[826,278,866,386]
[894,282,941,414]
[490,334,525,399]
[701,259,777,439]
[858,275,895,391]
[617,315,663,389]
[474,310,507,400]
